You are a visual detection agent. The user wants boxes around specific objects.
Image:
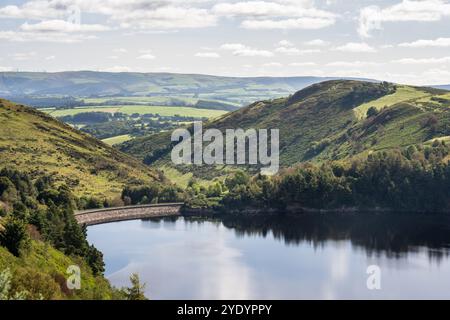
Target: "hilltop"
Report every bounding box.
[0,99,161,198]
[119,80,450,179]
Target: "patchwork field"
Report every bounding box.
[102,134,133,146]
[46,105,228,118]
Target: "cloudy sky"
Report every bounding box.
[0,0,449,85]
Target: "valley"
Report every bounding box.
[1,74,450,301]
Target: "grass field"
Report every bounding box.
[47,105,228,118]
[160,166,219,188]
[83,96,199,105]
[102,134,133,145]
[353,86,432,120]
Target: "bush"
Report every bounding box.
[366,106,379,118]
[11,267,62,300]
[0,217,30,257]
[0,269,28,300]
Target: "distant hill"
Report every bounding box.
[0,71,370,107]
[120,80,450,177]
[432,84,450,91]
[0,98,161,197]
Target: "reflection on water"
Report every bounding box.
[87,213,450,299]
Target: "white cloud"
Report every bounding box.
[116,6,217,29]
[262,62,283,67]
[213,1,336,30]
[304,39,329,46]
[326,61,380,67]
[137,54,156,60]
[0,1,218,30]
[220,43,246,51]
[102,66,132,72]
[195,52,221,58]
[0,66,13,72]
[114,48,128,54]
[11,52,36,61]
[220,43,273,57]
[20,20,109,33]
[275,46,321,55]
[335,42,377,53]
[278,40,294,47]
[289,62,317,67]
[45,55,56,60]
[392,56,450,64]
[0,30,96,43]
[399,37,450,47]
[241,17,335,29]
[358,0,450,38]
[275,46,300,55]
[213,1,332,18]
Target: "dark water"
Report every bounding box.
[87,213,450,299]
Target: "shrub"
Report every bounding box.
[366,106,379,118]
[11,267,62,300]
[0,217,30,257]
[124,273,147,300]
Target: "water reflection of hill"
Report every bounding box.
[215,213,450,262]
[145,213,450,262]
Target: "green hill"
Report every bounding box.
[0,99,160,198]
[0,71,368,108]
[119,80,450,178]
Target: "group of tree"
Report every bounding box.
[121,183,185,205]
[0,168,104,273]
[209,141,450,213]
[0,168,153,300]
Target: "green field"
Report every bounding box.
[83,96,199,105]
[160,166,220,188]
[102,134,133,145]
[47,105,228,118]
[353,86,432,120]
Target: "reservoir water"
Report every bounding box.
[87,214,450,299]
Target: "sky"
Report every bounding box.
[0,0,449,85]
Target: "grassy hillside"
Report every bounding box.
[0,99,160,198]
[0,240,118,299]
[119,80,450,178]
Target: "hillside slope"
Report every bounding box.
[120,80,450,176]
[0,99,160,197]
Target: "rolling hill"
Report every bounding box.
[0,71,366,107]
[0,98,161,198]
[119,80,450,178]
[433,84,450,91]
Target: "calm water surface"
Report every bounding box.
[87,214,450,299]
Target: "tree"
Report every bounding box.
[125,273,147,300]
[0,217,30,257]
[86,245,105,276]
[366,106,379,118]
[225,170,250,191]
[0,177,18,204]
